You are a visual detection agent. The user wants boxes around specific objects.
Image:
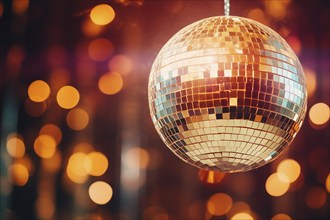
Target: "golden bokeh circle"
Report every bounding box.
[88,181,113,205]
[98,72,124,95]
[90,4,115,26]
[56,85,80,109]
[28,80,50,102]
[66,108,89,131]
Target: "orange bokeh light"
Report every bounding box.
[265,173,290,197]
[12,0,29,14]
[82,18,104,37]
[73,142,95,153]
[207,193,232,216]
[226,201,251,219]
[309,103,330,127]
[108,54,133,75]
[35,196,55,219]
[39,124,62,145]
[123,147,150,169]
[25,99,47,117]
[88,181,113,205]
[98,72,123,95]
[8,163,29,186]
[231,212,253,220]
[305,187,327,209]
[6,134,25,159]
[246,8,268,25]
[90,4,115,26]
[326,174,330,193]
[66,108,89,131]
[28,80,51,102]
[84,152,108,176]
[304,67,317,97]
[88,38,114,62]
[34,135,57,159]
[56,85,80,109]
[286,35,302,55]
[42,151,61,173]
[271,213,292,220]
[277,159,301,183]
[66,152,88,184]
[0,2,3,17]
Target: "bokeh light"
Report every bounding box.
[6,45,25,73]
[24,98,47,117]
[90,4,115,26]
[289,172,305,192]
[12,0,29,14]
[108,54,133,75]
[277,159,301,183]
[66,108,89,131]
[304,67,317,97]
[227,201,251,219]
[98,72,124,95]
[6,134,25,159]
[0,2,3,17]
[66,152,88,184]
[309,103,330,127]
[231,173,255,196]
[88,181,113,205]
[262,0,291,20]
[35,196,55,219]
[34,135,57,159]
[265,173,290,197]
[123,147,150,169]
[207,193,232,216]
[326,174,330,193]
[143,205,169,220]
[198,170,225,184]
[246,8,268,25]
[305,187,327,209]
[16,156,34,175]
[231,212,253,220]
[56,85,80,109]
[286,35,302,55]
[49,68,71,91]
[39,124,62,145]
[81,18,104,37]
[42,151,61,173]
[88,38,114,62]
[8,163,29,186]
[271,213,292,220]
[188,201,205,220]
[28,80,51,102]
[84,152,108,176]
[73,142,95,153]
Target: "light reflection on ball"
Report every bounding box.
[148,16,307,172]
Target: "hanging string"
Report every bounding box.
[224,0,230,16]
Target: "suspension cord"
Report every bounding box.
[224,0,230,16]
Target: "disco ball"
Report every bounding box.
[148,16,307,172]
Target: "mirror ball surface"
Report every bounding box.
[148,16,307,172]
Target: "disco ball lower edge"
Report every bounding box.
[148,16,307,173]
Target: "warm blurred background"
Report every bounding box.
[0,0,329,219]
